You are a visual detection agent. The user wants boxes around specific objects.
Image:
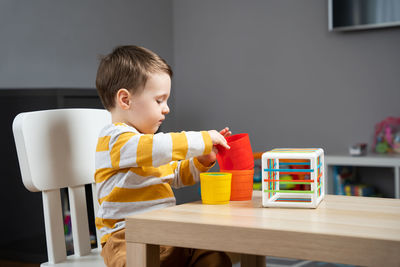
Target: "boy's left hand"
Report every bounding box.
[197,127,231,167]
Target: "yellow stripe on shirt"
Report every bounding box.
[95,217,123,230]
[136,135,154,166]
[129,164,174,178]
[100,233,112,246]
[100,183,174,203]
[95,168,129,183]
[201,131,212,155]
[96,136,111,152]
[171,132,188,161]
[110,132,137,168]
[179,160,195,186]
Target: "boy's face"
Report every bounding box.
[127,72,171,134]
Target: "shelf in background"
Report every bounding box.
[325,154,400,199]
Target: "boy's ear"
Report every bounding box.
[116,88,131,110]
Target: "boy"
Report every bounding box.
[95,45,232,267]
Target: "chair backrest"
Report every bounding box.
[13,108,111,264]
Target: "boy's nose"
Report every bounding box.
[162,105,170,114]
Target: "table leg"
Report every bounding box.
[126,242,160,267]
[395,166,399,199]
[241,254,266,267]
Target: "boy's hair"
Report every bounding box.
[95,45,173,110]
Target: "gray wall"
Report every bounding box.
[0,0,399,251]
[172,0,400,155]
[3,0,398,154]
[0,0,173,88]
[0,0,173,246]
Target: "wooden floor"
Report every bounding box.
[0,260,40,267]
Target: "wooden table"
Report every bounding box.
[125,191,400,267]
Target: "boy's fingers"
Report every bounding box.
[220,143,230,149]
[219,127,229,134]
[209,129,230,149]
[219,128,231,139]
[220,138,230,149]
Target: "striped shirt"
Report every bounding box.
[94,123,213,245]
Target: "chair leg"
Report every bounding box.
[69,185,91,256]
[42,190,67,263]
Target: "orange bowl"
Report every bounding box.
[221,169,254,201]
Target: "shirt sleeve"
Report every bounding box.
[168,157,215,188]
[109,130,213,169]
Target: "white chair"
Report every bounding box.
[12,108,111,266]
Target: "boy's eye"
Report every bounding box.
[156,99,162,104]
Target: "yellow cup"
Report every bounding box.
[200,172,232,204]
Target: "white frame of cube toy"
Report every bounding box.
[262,148,325,208]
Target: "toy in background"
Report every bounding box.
[252,152,262,190]
[333,166,377,197]
[349,143,368,156]
[394,132,400,153]
[262,148,325,208]
[62,193,98,253]
[373,117,400,154]
[64,210,73,255]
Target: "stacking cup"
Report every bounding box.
[200,172,232,204]
[222,169,254,201]
[217,133,254,170]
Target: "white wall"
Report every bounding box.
[172,0,400,154]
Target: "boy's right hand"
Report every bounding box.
[208,129,230,149]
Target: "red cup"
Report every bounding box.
[221,169,254,201]
[217,133,254,170]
